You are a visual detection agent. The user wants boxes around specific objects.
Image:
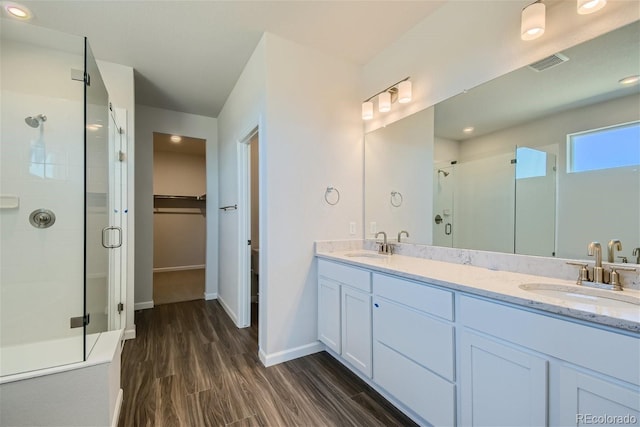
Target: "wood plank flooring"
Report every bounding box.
[119,299,417,427]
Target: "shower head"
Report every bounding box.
[438,169,450,177]
[25,114,47,128]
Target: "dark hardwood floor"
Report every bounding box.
[119,299,417,427]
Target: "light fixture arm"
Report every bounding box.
[363,76,410,103]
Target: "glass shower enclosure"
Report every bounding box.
[0,20,123,377]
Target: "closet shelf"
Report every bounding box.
[154,194,206,209]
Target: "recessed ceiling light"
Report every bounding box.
[170,135,182,143]
[3,2,32,20]
[619,75,640,86]
[463,127,475,134]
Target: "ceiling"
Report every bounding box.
[154,133,206,156]
[9,1,445,118]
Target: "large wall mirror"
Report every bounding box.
[364,21,640,261]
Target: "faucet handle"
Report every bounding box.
[617,256,628,263]
[608,265,636,291]
[566,261,590,285]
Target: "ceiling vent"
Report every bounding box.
[528,53,569,72]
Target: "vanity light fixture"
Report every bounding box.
[619,75,640,86]
[577,0,606,14]
[362,101,374,120]
[2,2,31,19]
[398,80,412,103]
[361,77,411,120]
[170,135,182,143]
[521,1,546,41]
[378,92,391,113]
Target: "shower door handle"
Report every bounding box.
[102,226,122,249]
[445,223,452,235]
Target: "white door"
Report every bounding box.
[318,278,341,353]
[460,330,549,426]
[557,365,640,426]
[341,286,372,377]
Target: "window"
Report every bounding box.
[568,121,640,173]
[516,147,548,179]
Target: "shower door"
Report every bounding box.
[84,39,111,355]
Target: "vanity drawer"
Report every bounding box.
[373,273,453,321]
[374,341,455,427]
[318,259,371,292]
[373,296,455,380]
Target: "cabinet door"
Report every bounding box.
[341,286,372,378]
[460,331,548,427]
[318,278,341,354]
[557,366,640,426]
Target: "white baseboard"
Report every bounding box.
[259,341,324,367]
[217,296,238,326]
[204,292,218,300]
[123,328,136,341]
[110,388,123,427]
[134,301,154,311]
[153,264,205,273]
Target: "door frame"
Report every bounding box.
[237,126,259,328]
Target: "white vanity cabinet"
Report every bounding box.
[372,273,456,426]
[459,295,640,427]
[316,255,639,427]
[317,259,372,377]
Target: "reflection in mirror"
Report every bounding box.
[365,108,434,244]
[364,21,639,261]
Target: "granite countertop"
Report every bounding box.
[316,249,640,333]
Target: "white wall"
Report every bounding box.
[217,33,362,364]
[262,34,362,363]
[365,108,434,244]
[135,105,218,306]
[217,36,266,327]
[362,0,639,132]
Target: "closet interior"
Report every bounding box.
[153,132,206,305]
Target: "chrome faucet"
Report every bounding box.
[634,247,640,264]
[587,242,604,283]
[375,231,391,254]
[607,239,622,263]
[397,230,409,243]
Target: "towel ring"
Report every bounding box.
[325,187,340,206]
[390,191,403,207]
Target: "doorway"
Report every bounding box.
[238,127,259,332]
[152,132,207,305]
[249,133,259,330]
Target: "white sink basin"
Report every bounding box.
[519,283,640,309]
[344,251,388,260]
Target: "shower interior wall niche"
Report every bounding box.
[0,19,123,379]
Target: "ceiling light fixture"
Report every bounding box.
[2,2,31,19]
[521,2,546,41]
[361,77,411,120]
[577,0,607,14]
[170,135,182,143]
[463,127,475,134]
[619,75,640,85]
